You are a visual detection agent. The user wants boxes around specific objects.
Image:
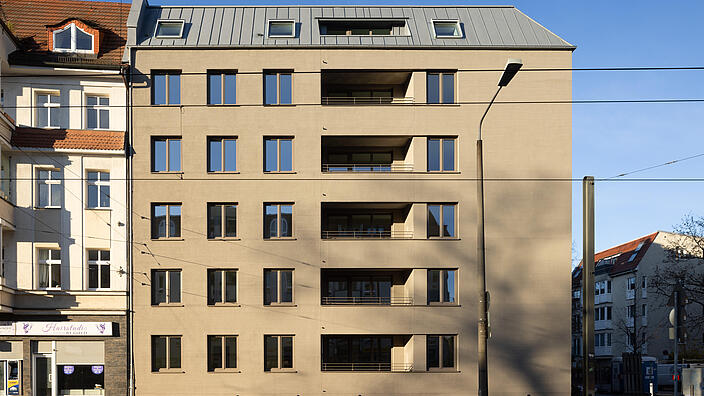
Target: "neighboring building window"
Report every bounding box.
[268,20,295,38]
[37,169,62,208]
[607,333,612,347]
[86,96,109,129]
[432,21,462,38]
[52,23,94,53]
[264,335,294,371]
[207,335,237,371]
[151,204,181,239]
[207,137,237,172]
[627,277,636,290]
[642,304,647,317]
[207,203,237,239]
[38,248,61,289]
[208,71,237,105]
[263,269,293,305]
[264,71,292,105]
[427,335,455,370]
[151,335,181,371]
[207,269,237,305]
[427,269,456,304]
[641,276,647,289]
[87,171,110,208]
[151,269,181,305]
[263,203,293,238]
[427,72,455,104]
[427,138,455,172]
[152,71,181,105]
[36,93,60,128]
[427,204,456,238]
[264,137,293,172]
[606,306,612,320]
[627,304,635,318]
[154,20,185,39]
[607,280,612,293]
[87,249,110,289]
[152,137,181,172]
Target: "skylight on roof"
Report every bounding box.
[268,20,295,38]
[432,20,462,38]
[154,20,184,39]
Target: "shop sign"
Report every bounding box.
[15,322,112,336]
[7,379,19,395]
[0,322,14,335]
[63,366,75,375]
[91,365,104,375]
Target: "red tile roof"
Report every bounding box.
[0,0,129,66]
[572,232,659,284]
[12,128,125,151]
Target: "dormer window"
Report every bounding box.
[432,20,462,38]
[154,20,185,39]
[50,21,98,54]
[268,20,295,38]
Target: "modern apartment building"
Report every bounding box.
[126,2,573,395]
[571,231,704,393]
[0,1,129,395]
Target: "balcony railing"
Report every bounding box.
[322,96,414,105]
[322,163,414,173]
[322,230,413,239]
[321,362,413,372]
[322,296,413,305]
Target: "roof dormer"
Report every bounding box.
[47,19,100,55]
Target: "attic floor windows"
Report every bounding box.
[319,20,406,36]
[268,20,295,38]
[154,20,185,39]
[432,20,462,38]
[52,22,94,53]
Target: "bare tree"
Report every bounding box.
[613,276,654,354]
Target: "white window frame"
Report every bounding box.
[37,248,61,290]
[36,168,62,208]
[87,249,110,290]
[52,23,94,53]
[86,170,110,209]
[35,92,61,128]
[431,20,462,39]
[153,19,185,39]
[85,95,110,130]
[267,20,296,38]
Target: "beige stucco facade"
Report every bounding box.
[129,45,572,396]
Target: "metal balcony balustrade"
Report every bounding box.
[321,296,413,305]
[322,163,414,173]
[321,230,413,239]
[321,363,413,372]
[321,96,414,105]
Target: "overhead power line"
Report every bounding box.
[607,153,704,179]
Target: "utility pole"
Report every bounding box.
[582,176,595,396]
[674,289,679,396]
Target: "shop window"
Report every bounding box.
[58,365,105,395]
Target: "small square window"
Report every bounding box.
[432,21,462,38]
[268,20,295,38]
[154,20,185,39]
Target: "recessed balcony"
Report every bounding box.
[321,335,413,372]
[321,71,413,105]
[321,203,413,239]
[321,136,414,173]
[321,269,413,306]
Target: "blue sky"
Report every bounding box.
[106,0,704,261]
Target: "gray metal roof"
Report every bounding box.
[127,2,574,50]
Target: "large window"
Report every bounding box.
[151,204,181,239]
[207,269,237,305]
[52,23,94,52]
[36,93,61,128]
[427,269,456,304]
[427,335,456,370]
[208,335,237,371]
[263,203,293,238]
[322,335,393,371]
[87,249,110,289]
[207,203,237,239]
[57,365,104,395]
[38,248,61,289]
[208,71,237,105]
[87,171,110,208]
[208,137,237,172]
[264,335,294,371]
[427,204,456,238]
[151,335,181,371]
[264,138,293,172]
[427,138,456,172]
[37,169,62,208]
[264,269,293,305]
[264,71,292,105]
[427,72,455,104]
[86,96,109,129]
[152,71,181,105]
[151,269,181,305]
[152,137,181,172]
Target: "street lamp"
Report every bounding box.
[477,58,522,396]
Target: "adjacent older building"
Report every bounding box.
[0,0,129,395]
[126,2,573,395]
